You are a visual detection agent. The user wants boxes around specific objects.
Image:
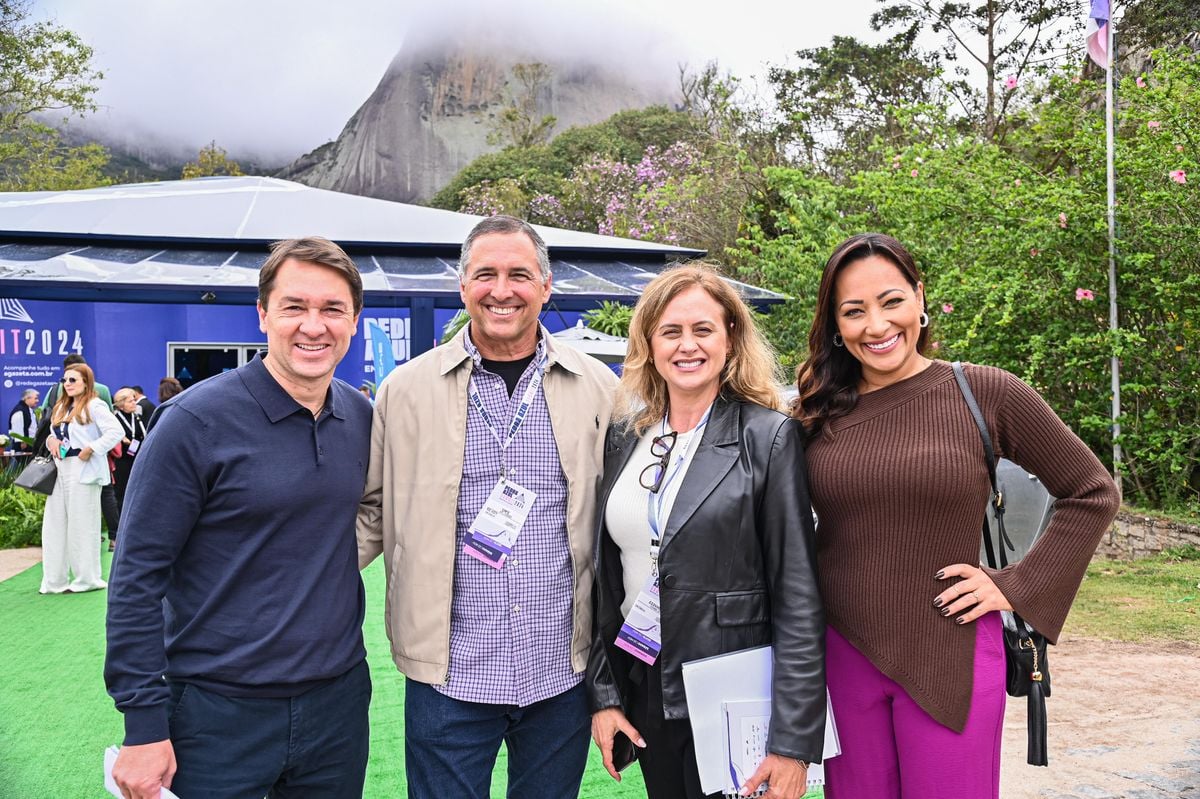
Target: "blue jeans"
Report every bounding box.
[167,660,371,799]
[404,679,590,799]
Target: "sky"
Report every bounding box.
[33,0,888,165]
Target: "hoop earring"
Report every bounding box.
[833,333,844,347]
[919,312,930,328]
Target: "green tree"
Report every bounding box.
[870,0,1081,139]
[768,32,941,173]
[487,62,558,149]
[0,0,110,190]
[733,51,1200,511]
[181,140,245,179]
[428,106,698,213]
[1121,0,1200,52]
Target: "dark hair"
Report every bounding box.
[158,376,184,403]
[63,353,86,368]
[132,385,144,394]
[794,233,929,437]
[258,236,363,315]
[459,215,551,283]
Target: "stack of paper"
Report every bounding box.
[681,645,840,797]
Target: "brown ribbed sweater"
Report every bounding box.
[805,360,1119,732]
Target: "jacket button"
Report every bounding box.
[662,574,677,588]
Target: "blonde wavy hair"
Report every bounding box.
[51,363,97,426]
[617,263,782,435]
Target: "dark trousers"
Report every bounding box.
[628,661,720,799]
[403,678,590,799]
[101,483,119,540]
[167,659,371,799]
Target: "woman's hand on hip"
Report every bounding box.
[934,563,1013,624]
[590,707,644,781]
[740,753,808,798]
[78,446,93,462]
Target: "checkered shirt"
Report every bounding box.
[435,334,580,706]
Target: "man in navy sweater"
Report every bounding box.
[105,237,373,799]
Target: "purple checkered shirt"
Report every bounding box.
[435,332,579,706]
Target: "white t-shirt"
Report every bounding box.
[604,415,707,617]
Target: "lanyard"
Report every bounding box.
[467,351,549,464]
[118,410,141,438]
[645,404,712,568]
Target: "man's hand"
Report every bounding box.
[590,707,645,781]
[740,753,808,798]
[112,740,176,799]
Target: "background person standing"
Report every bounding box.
[40,363,122,594]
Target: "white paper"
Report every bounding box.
[681,645,840,795]
[104,745,181,799]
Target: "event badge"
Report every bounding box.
[127,439,140,455]
[615,574,662,665]
[463,478,537,569]
[59,438,71,459]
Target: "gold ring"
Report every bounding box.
[971,591,980,603]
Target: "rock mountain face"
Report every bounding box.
[278,41,676,204]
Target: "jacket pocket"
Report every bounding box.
[714,590,769,627]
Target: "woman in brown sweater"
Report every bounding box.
[795,233,1119,798]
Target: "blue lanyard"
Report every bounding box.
[467,351,549,461]
[645,404,712,566]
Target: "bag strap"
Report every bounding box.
[951,363,1041,639]
[950,362,1015,566]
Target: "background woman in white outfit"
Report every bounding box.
[40,363,122,594]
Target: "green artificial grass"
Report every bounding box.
[3,552,822,798]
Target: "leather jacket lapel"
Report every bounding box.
[658,396,741,558]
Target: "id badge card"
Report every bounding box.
[128,439,140,455]
[59,438,71,458]
[463,478,537,569]
[615,574,662,665]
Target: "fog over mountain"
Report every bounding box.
[37,0,882,168]
[276,17,679,202]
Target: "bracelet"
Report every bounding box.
[795,759,809,769]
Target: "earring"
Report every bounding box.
[919,312,930,328]
[833,333,844,347]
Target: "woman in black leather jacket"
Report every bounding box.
[586,264,825,799]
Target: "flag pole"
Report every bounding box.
[1105,12,1122,489]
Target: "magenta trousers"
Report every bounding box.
[823,613,1006,799]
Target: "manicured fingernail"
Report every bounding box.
[637,738,646,747]
[935,570,945,579]
[941,608,950,616]
[933,597,944,608]
[956,617,966,624]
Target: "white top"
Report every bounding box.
[52,398,122,486]
[605,418,706,617]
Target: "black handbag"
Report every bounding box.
[952,362,1051,767]
[14,454,57,495]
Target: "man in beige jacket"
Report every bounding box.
[358,215,619,798]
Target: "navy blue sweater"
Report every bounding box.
[104,355,372,745]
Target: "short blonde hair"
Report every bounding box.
[618,263,782,434]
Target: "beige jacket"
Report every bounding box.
[358,325,619,685]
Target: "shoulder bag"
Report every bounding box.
[951,362,1051,767]
[14,454,57,495]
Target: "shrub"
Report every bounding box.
[0,468,45,548]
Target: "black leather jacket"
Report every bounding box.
[585,395,827,761]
